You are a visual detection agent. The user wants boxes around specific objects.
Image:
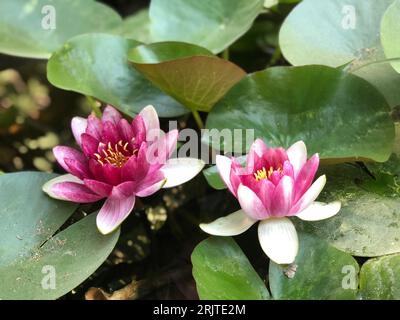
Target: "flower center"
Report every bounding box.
[94,140,136,168]
[253,166,282,182]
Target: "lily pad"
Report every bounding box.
[129,42,246,112]
[205,65,394,162]
[149,0,264,54]
[191,236,270,300]
[47,33,187,118]
[381,0,400,73]
[114,9,151,44]
[360,254,400,299]
[295,161,400,257]
[269,232,359,299]
[279,0,400,107]
[0,0,121,59]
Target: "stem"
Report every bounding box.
[191,110,204,129]
[222,48,230,60]
[86,96,102,117]
[268,47,281,66]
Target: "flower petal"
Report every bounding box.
[296,201,341,221]
[64,158,90,180]
[161,158,205,188]
[102,121,121,144]
[200,209,257,236]
[86,114,103,140]
[118,118,134,142]
[286,140,307,178]
[81,133,99,157]
[96,188,136,234]
[237,184,269,220]
[139,105,160,137]
[71,117,87,146]
[84,179,113,197]
[293,153,319,203]
[146,129,178,166]
[53,146,86,173]
[258,217,299,265]
[290,175,327,214]
[102,105,122,125]
[43,175,103,203]
[216,155,235,194]
[136,178,166,197]
[270,176,294,217]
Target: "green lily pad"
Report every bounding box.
[269,232,359,299]
[191,237,270,300]
[47,33,187,118]
[360,254,400,299]
[128,42,246,112]
[0,0,121,59]
[279,0,400,108]
[114,9,151,44]
[295,161,400,257]
[205,65,394,162]
[381,0,400,73]
[149,0,264,54]
[0,213,119,300]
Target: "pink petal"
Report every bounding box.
[81,133,99,157]
[237,184,269,220]
[84,179,113,197]
[216,155,234,194]
[102,121,121,144]
[121,142,149,182]
[293,153,319,203]
[266,147,288,168]
[282,160,294,179]
[246,139,267,172]
[53,146,86,173]
[270,175,294,217]
[88,159,106,182]
[71,117,87,146]
[49,181,103,203]
[96,187,136,234]
[135,170,165,196]
[64,158,90,180]
[101,163,121,186]
[146,129,178,167]
[118,118,134,142]
[86,114,103,140]
[136,178,166,197]
[287,140,307,178]
[139,105,160,138]
[102,105,122,125]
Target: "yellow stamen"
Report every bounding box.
[95,140,134,167]
[254,165,283,182]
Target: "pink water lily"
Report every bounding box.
[200,139,341,264]
[43,105,204,234]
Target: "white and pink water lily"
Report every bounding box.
[200,139,341,265]
[43,105,204,234]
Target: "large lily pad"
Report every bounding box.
[0,0,121,59]
[269,232,359,299]
[149,0,264,54]
[205,65,394,162]
[279,0,400,107]
[295,160,400,257]
[191,237,270,300]
[359,254,400,299]
[47,33,187,118]
[114,9,151,44]
[129,42,246,112]
[381,0,400,73]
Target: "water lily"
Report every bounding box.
[43,105,204,234]
[200,139,341,264]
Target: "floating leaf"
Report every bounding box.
[114,9,151,44]
[191,237,270,300]
[279,0,400,107]
[205,65,394,162]
[381,0,400,73]
[0,0,121,59]
[269,232,359,299]
[129,42,246,112]
[47,33,187,118]
[360,254,400,300]
[149,0,264,54]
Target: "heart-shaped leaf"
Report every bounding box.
[47,33,187,118]
[269,232,359,299]
[295,160,400,257]
[128,42,246,112]
[114,9,151,44]
[149,0,264,54]
[205,65,394,162]
[191,236,270,300]
[381,0,400,73]
[0,0,121,59]
[360,254,400,299]
[279,0,400,108]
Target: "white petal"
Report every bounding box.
[42,174,83,200]
[161,158,205,188]
[71,117,87,146]
[296,201,341,221]
[200,209,256,236]
[290,175,327,214]
[286,140,307,178]
[215,155,234,193]
[237,184,268,220]
[258,217,299,265]
[139,105,160,136]
[136,179,166,197]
